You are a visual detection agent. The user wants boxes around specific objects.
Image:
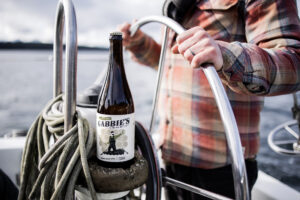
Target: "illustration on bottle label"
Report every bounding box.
[96,113,135,162]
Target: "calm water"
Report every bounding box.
[0,50,299,191]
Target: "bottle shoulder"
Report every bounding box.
[97,103,134,114]
[97,68,134,114]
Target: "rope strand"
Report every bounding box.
[18,95,97,200]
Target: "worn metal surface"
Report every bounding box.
[89,152,149,193]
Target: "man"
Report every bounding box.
[119,0,300,199]
[108,131,117,153]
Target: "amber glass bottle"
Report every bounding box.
[96,32,135,168]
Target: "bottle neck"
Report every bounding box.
[109,38,124,68]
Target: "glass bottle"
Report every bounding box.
[96,32,135,168]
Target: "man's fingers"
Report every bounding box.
[183,49,196,62]
[172,26,223,71]
[176,26,204,44]
[177,35,199,54]
[190,50,211,68]
[171,44,179,54]
[179,37,208,62]
[190,47,223,70]
[119,23,131,35]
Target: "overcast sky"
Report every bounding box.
[0,0,163,47]
[0,0,299,47]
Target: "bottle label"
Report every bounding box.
[96,113,135,162]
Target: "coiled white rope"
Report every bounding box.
[18,95,97,200]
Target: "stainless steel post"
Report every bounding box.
[149,27,169,133]
[130,15,249,200]
[53,0,78,132]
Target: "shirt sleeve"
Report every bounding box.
[126,33,161,68]
[217,0,300,96]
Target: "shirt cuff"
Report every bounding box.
[216,40,269,95]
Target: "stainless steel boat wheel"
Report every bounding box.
[268,93,300,156]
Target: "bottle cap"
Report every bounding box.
[110,32,123,36]
[109,32,123,40]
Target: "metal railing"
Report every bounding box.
[130,16,249,200]
[53,0,78,132]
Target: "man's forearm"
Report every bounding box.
[126,34,161,68]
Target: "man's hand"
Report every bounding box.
[171,26,223,71]
[118,21,145,49]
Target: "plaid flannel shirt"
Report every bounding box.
[128,0,300,168]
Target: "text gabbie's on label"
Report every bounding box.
[97,117,130,128]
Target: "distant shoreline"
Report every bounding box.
[0,42,109,51]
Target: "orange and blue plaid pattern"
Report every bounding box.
[128,0,300,168]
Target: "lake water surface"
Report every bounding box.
[0,50,299,191]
